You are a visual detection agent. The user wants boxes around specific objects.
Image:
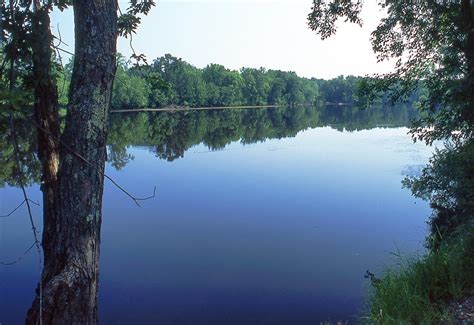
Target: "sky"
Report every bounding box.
[51,0,393,80]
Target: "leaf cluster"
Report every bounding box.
[118,0,155,38]
[307,0,363,40]
[308,1,474,144]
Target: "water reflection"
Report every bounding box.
[1,105,418,186]
[1,104,427,324]
[107,104,418,165]
[0,118,40,188]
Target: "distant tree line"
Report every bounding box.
[112,53,321,108]
[55,54,422,110]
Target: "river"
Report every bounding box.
[1,105,433,323]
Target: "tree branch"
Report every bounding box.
[31,119,157,207]
[0,199,40,218]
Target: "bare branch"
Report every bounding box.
[53,24,70,48]
[9,117,41,246]
[0,199,40,218]
[0,241,37,266]
[8,115,44,325]
[54,46,74,57]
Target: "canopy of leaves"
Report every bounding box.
[308,0,474,145]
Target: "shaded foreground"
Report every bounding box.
[367,226,474,323]
[366,140,474,323]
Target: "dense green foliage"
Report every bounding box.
[54,53,423,110]
[106,54,321,108]
[367,227,474,324]
[94,54,425,110]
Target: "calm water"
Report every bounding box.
[1,106,433,324]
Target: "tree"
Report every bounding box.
[112,55,149,109]
[308,0,474,144]
[317,75,358,104]
[2,0,154,323]
[202,64,244,106]
[240,67,270,105]
[26,1,119,323]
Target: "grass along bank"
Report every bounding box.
[365,226,474,324]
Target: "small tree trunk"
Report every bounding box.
[27,1,117,324]
[30,5,61,270]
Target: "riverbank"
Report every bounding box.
[366,226,474,323]
[109,104,279,113]
[447,289,474,323]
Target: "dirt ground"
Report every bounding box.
[448,290,474,324]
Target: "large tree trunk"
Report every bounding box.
[27,1,118,324]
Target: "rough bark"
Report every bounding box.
[27,1,118,324]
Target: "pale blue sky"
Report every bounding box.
[51,0,392,79]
